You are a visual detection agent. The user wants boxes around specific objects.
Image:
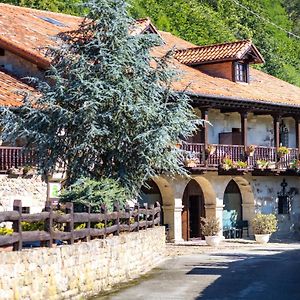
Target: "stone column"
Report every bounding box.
[242,202,255,235]
[204,203,224,236]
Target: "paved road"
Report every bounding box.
[94,244,300,300]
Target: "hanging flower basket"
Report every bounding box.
[245,145,256,157]
[277,146,289,158]
[205,144,216,156]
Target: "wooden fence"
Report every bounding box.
[0,200,161,251]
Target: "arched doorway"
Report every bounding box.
[182,179,205,241]
[223,180,242,226]
[140,179,163,224]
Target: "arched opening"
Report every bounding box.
[223,180,242,224]
[140,179,163,224]
[182,179,205,241]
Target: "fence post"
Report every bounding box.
[114,202,120,236]
[156,201,161,225]
[150,204,155,228]
[134,203,140,232]
[101,204,107,239]
[44,201,53,248]
[65,202,74,245]
[144,203,148,230]
[86,204,91,242]
[125,204,131,232]
[12,199,22,251]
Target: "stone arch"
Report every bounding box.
[222,176,255,227]
[191,176,217,218]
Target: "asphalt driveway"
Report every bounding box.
[93,242,300,300]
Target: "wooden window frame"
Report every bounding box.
[233,62,249,83]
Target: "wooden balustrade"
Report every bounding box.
[0,200,161,251]
[0,147,35,172]
[181,142,299,171]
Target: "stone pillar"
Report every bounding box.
[242,202,255,235]
[204,203,224,236]
[162,199,184,243]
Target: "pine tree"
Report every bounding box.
[1,0,199,195]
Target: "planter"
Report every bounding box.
[205,235,221,246]
[254,234,270,244]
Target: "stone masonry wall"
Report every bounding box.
[0,227,165,300]
[0,175,47,214]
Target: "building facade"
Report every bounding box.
[0,3,300,240]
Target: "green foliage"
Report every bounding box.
[252,213,277,234]
[74,223,86,230]
[1,0,199,195]
[200,216,221,236]
[21,221,44,231]
[60,177,129,212]
[0,227,13,235]
[129,0,300,87]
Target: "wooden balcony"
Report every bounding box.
[0,147,35,173]
[181,142,299,174]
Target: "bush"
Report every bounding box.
[200,217,220,236]
[0,227,13,235]
[252,213,277,234]
[60,177,129,212]
[21,221,44,231]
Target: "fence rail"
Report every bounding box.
[0,200,161,251]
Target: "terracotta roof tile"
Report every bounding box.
[155,31,300,107]
[0,70,34,107]
[174,39,264,65]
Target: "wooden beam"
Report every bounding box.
[201,109,209,148]
[294,117,300,158]
[240,112,248,147]
[273,115,281,149]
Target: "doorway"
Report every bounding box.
[182,180,205,241]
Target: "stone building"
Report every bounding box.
[0,3,300,240]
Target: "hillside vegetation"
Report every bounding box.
[2,0,300,87]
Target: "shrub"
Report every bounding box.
[60,177,129,212]
[0,227,13,235]
[252,213,277,235]
[235,161,247,169]
[21,221,44,231]
[200,217,220,236]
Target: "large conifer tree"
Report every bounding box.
[1,0,199,194]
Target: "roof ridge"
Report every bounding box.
[176,39,252,53]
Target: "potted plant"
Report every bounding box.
[245,145,256,157]
[200,216,221,246]
[205,144,216,156]
[256,160,270,170]
[221,157,235,171]
[252,213,277,244]
[277,146,289,158]
[235,160,248,170]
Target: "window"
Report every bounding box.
[280,120,289,147]
[22,207,30,214]
[278,196,289,214]
[0,48,4,56]
[235,62,248,83]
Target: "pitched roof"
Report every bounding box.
[154,32,300,107]
[0,70,34,107]
[174,39,264,65]
[0,4,153,69]
[0,3,82,68]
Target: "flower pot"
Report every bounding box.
[255,234,270,244]
[205,235,221,246]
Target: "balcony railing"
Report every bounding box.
[0,147,35,172]
[181,142,299,171]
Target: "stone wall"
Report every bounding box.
[0,227,165,300]
[0,175,47,214]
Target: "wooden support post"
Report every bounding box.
[114,202,120,236]
[12,200,22,251]
[156,201,161,225]
[201,109,209,165]
[240,112,248,147]
[44,201,53,248]
[273,115,281,149]
[150,204,155,228]
[65,202,74,245]
[294,117,300,158]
